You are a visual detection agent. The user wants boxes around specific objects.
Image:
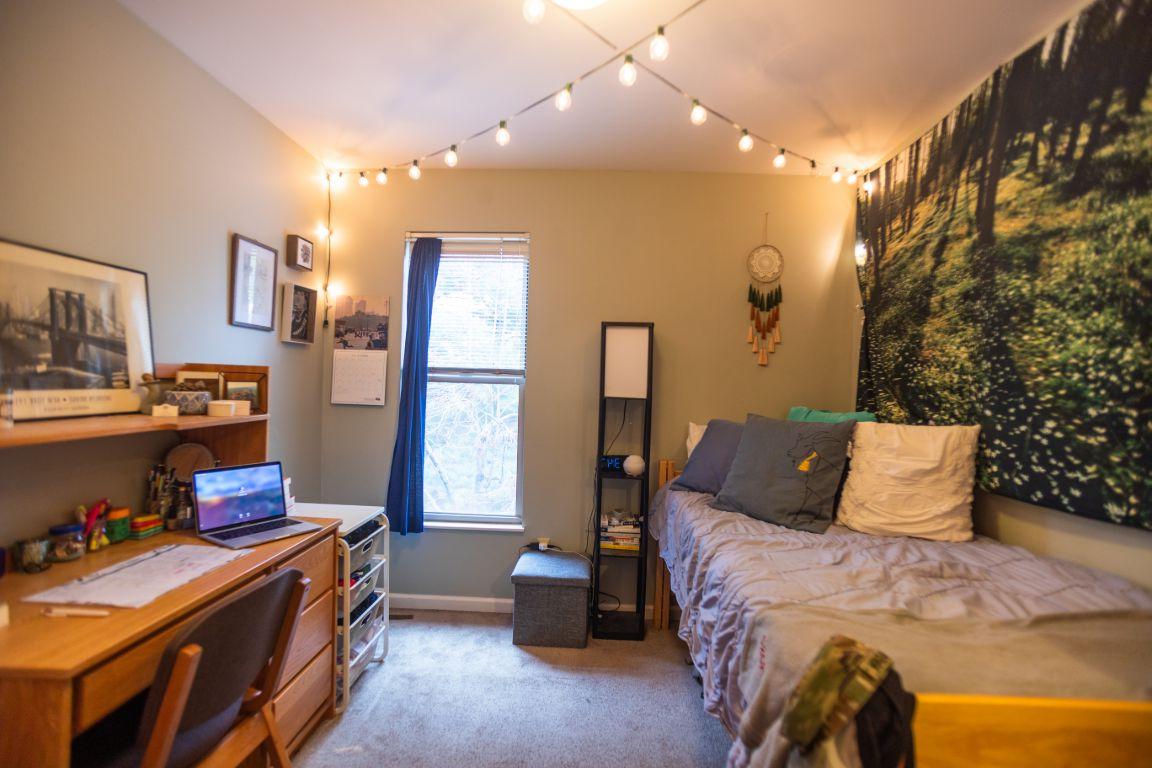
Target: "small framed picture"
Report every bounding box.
[174,370,223,399]
[230,234,278,331]
[222,370,268,414]
[280,283,318,344]
[286,235,314,271]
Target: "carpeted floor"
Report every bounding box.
[295,610,732,768]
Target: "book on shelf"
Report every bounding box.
[601,541,640,551]
[603,524,641,533]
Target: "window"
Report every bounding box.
[410,234,529,525]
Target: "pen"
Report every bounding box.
[42,607,111,618]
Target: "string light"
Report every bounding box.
[773,149,787,168]
[738,130,753,153]
[496,120,511,146]
[855,243,867,267]
[847,170,858,185]
[358,172,369,187]
[831,167,843,184]
[649,27,669,61]
[555,83,573,112]
[376,168,388,185]
[335,171,346,189]
[322,173,330,190]
[408,160,421,180]
[522,0,545,25]
[444,145,459,167]
[316,224,330,239]
[863,178,876,194]
[618,54,637,87]
[689,99,707,125]
[810,160,817,175]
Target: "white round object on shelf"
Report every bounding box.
[623,455,646,477]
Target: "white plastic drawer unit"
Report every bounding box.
[293,503,389,713]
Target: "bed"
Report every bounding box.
[652,460,1152,767]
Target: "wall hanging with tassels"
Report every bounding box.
[745,242,783,366]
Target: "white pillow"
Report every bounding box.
[838,422,980,542]
[686,421,707,458]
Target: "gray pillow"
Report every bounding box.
[670,419,744,495]
[713,415,854,533]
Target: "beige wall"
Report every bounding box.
[319,169,860,599]
[0,0,326,542]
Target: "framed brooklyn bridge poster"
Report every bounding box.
[0,238,154,420]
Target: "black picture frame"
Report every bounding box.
[0,237,155,421]
[286,234,314,271]
[230,233,278,331]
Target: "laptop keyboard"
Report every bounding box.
[214,518,300,540]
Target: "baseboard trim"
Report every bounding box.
[391,593,514,613]
[391,593,655,620]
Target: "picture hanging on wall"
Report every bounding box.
[333,295,389,350]
[280,283,317,344]
[744,243,783,366]
[855,0,1152,530]
[286,234,314,271]
[229,234,278,331]
[0,238,155,421]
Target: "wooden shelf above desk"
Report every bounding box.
[0,413,269,450]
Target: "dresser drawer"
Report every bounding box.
[273,643,333,747]
[278,535,335,604]
[282,589,334,686]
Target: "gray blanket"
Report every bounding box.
[650,488,1152,766]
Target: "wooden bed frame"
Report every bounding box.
[653,460,1152,767]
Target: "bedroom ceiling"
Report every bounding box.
[117,0,1089,175]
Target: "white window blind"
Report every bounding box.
[426,238,529,374]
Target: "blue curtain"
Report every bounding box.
[386,237,442,535]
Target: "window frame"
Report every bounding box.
[405,233,529,527]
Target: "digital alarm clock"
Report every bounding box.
[599,455,628,472]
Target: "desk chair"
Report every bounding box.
[89,568,311,768]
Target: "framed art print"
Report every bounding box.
[286,234,314,271]
[280,283,317,344]
[0,238,155,421]
[230,234,278,331]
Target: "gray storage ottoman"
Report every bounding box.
[511,550,592,648]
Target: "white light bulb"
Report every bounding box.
[738,130,754,153]
[522,0,545,25]
[376,168,388,185]
[322,173,330,190]
[831,167,843,184]
[358,172,369,187]
[689,100,707,125]
[862,178,875,194]
[408,161,421,180]
[316,224,330,239]
[335,171,346,188]
[649,27,669,61]
[854,243,867,267]
[444,146,459,168]
[847,170,858,185]
[555,84,573,112]
[496,121,511,146]
[773,149,786,169]
[618,55,637,87]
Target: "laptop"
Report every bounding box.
[193,461,320,549]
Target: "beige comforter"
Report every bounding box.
[650,488,1152,766]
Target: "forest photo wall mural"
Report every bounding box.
[856,0,1151,530]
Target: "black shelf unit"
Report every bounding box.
[591,322,654,641]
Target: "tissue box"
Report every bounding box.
[165,390,211,415]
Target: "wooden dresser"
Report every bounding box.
[0,520,338,767]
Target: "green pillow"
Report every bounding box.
[787,406,876,423]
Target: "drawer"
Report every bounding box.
[282,589,334,685]
[278,535,335,604]
[273,643,333,748]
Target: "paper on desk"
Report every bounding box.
[23,544,250,608]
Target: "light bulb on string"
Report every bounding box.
[810,160,818,175]
[847,170,858,185]
[863,178,875,194]
[408,161,421,180]
[618,55,637,87]
[444,145,459,168]
[738,130,754,153]
[335,171,346,189]
[522,0,545,25]
[358,172,369,187]
[496,120,511,146]
[316,224,330,239]
[773,149,787,169]
[649,27,669,61]
[689,99,707,125]
[854,243,867,267]
[555,84,573,112]
[831,167,843,184]
[376,168,388,185]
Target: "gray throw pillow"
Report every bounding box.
[713,415,854,533]
[670,419,744,495]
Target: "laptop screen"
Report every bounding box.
[193,462,286,533]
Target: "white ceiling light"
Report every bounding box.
[375,168,387,185]
[555,83,573,112]
[522,0,545,24]
[444,145,459,167]
[831,166,843,183]
[773,149,787,168]
[689,99,707,125]
[649,27,669,61]
[738,130,754,153]
[496,120,511,146]
[618,54,637,87]
[408,160,421,180]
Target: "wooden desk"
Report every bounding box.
[0,519,339,767]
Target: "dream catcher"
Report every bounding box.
[745,242,783,366]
